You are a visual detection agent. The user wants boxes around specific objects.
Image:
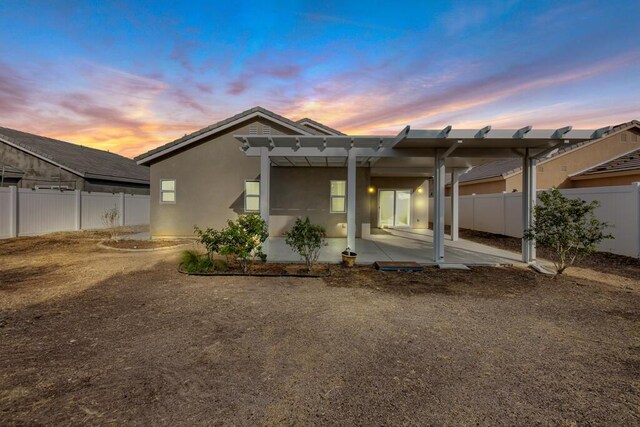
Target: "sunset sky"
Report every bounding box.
[1,1,639,158]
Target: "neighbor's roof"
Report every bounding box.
[135,106,316,164]
[458,120,640,184]
[296,118,346,136]
[0,127,149,184]
[570,147,640,178]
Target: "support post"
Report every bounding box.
[75,189,82,230]
[522,149,536,263]
[9,185,17,238]
[450,169,460,241]
[119,192,125,226]
[347,149,356,252]
[433,150,446,262]
[260,147,270,227]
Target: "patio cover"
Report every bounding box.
[235,124,603,264]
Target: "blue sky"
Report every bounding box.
[1,0,639,157]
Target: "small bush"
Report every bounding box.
[192,214,269,273]
[101,207,120,241]
[284,217,327,272]
[524,188,613,275]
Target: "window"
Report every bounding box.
[245,180,260,212]
[160,179,176,203]
[621,133,627,142]
[330,180,346,213]
[632,134,638,142]
[560,165,567,172]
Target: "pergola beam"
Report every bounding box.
[475,125,492,138]
[513,125,532,139]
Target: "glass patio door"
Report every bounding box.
[378,190,411,228]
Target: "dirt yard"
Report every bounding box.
[1,232,638,425]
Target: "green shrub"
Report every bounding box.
[193,214,268,273]
[524,188,613,275]
[284,217,327,272]
[218,214,269,273]
[180,250,230,273]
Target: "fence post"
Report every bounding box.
[9,186,17,237]
[634,182,640,258]
[75,190,82,230]
[119,192,125,226]
[502,192,507,235]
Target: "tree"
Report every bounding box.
[524,188,613,275]
[284,217,327,272]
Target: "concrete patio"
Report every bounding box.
[264,228,522,265]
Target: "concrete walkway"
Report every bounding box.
[264,228,523,265]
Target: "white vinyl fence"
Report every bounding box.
[430,183,640,258]
[0,186,149,238]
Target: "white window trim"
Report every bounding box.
[160,179,176,204]
[330,180,346,213]
[244,180,260,212]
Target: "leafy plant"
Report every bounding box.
[218,214,269,273]
[524,188,613,275]
[193,214,268,274]
[284,217,327,272]
[101,207,120,241]
[179,249,228,273]
[194,226,224,261]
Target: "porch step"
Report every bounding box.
[374,261,424,272]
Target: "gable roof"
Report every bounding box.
[0,127,149,184]
[458,120,640,184]
[135,106,314,164]
[570,147,640,178]
[296,118,346,136]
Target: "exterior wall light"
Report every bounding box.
[417,187,424,193]
[368,186,375,194]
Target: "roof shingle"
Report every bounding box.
[0,127,149,183]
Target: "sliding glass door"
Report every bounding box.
[378,189,411,228]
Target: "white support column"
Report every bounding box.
[450,169,460,241]
[119,192,125,226]
[433,150,446,262]
[9,185,17,238]
[260,147,271,226]
[75,189,82,230]
[522,149,537,263]
[347,149,357,252]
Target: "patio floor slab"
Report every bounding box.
[264,228,523,265]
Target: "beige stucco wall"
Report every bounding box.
[461,128,640,194]
[571,173,640,188]
[457,179,507,196]
[369,177,429,229]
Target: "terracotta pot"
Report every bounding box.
[341,250,357,267]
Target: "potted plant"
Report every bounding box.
[341,247,357,267]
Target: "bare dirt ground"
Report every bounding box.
[1,231,639,425]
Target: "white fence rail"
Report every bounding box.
[430,183,640,258]
[0,186,149,238]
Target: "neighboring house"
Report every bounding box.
[135,106,431,238]
[0,127,150,194]
[569,147,640,188]
[451,120,640,195]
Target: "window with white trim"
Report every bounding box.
[245,180,260,212]
[330,180,346,213]
[160,179,176,203]
[621,133,627,142]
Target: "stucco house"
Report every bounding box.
[136,106,605,264]
[569,147,640,188]
[0,127,150,194]
[450,120,640,195]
